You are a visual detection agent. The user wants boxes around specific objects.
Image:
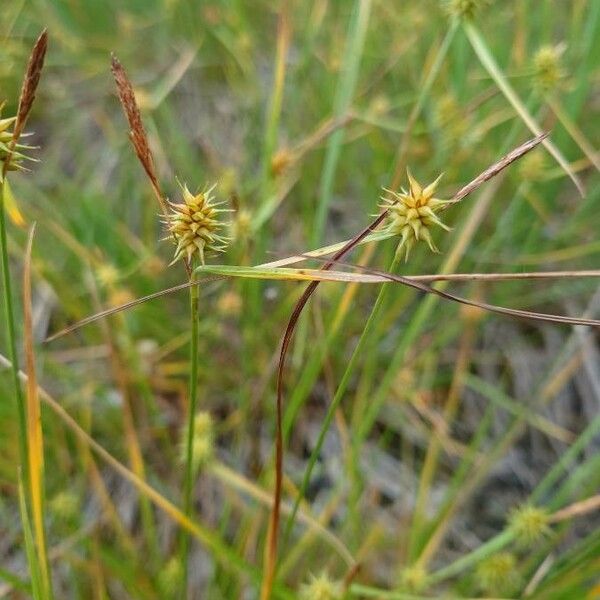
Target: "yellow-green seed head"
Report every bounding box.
[180,411,215,473]
[299,572,343,600]
[230,208,253,241]
[475,552,521,596]
[164,182,229,265]
[532,45,566,92]
[381,170,451,261]
[443,0,491,20]
[0,105,33,176]
[49,490,79,521]
[508,504,551,547]
[400,565,427,592]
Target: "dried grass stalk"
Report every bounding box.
[449,132,549,204]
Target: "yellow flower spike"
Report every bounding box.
[421,172,444,200]
[406,168,422,199]
[163,181,230,266]
[381,170,449,262]
[419,227,439,253]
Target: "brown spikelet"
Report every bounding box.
[13,29,48,142]
[448,132,549,204]
[110,54,166,214]
[2,29,48,179]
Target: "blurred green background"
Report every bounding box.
[1,0,599,598]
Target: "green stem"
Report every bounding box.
[281,252,402,550]
[313,0,372,244]
[180,268,200,597]
[424,529,515,587]
[0,179,28,480]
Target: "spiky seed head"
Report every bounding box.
[299,572,343,600]
[508,504,551,547]
[443,0,491,20]
[164,182,229,265]
[381,170,451,261]
[0,105,35,177]
[532,44,566,92]
[49,490,79,521]
[180,411,215,473]
[475,552,521,596]
[400,565,427,592]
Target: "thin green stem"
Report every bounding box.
[530,412,600,505]
[424,529,515,587]
[463,21,584,196]
[180,266,200,597]
[281,252,402,551]
[313,0,372,243]
[390,19,458,187]
[0,179,28,480]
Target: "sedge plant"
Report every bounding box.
[5,2,600,598]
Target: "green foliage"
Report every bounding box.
[1,1,599,598]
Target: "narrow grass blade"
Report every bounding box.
[464,22,584,196]
[17,472,45,599]
[198,263,600,286]
[0,177,28,478]
[313,0,372,243]
[3,178,26,227]
[259,6,292,202]
[23,223,52,598]
[197,262,600,328]
[531,412,600,504]
[545,94,600,172]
